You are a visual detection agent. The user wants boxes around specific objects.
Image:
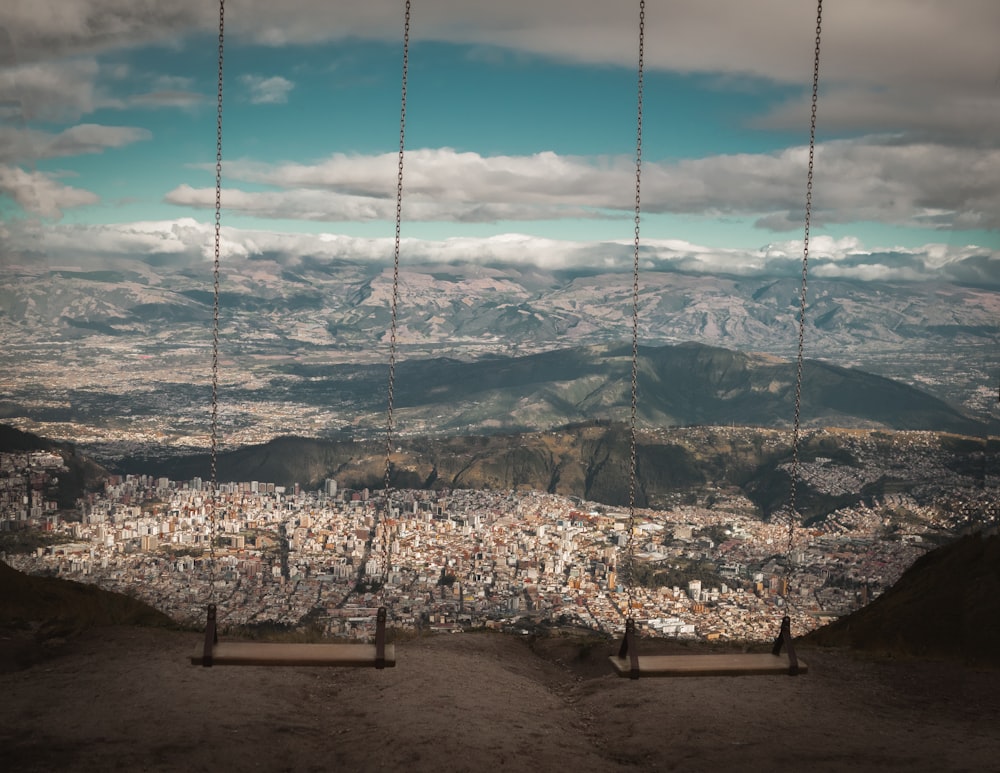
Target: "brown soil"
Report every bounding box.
[2,626,998,772]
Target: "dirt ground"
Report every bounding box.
[2,626,998,772]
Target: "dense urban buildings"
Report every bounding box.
[3,450,950,643]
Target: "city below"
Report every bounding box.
[4,448,955,644]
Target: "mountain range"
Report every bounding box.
[5,257,994,359]
[2,255,997,412]
[2,255,997,462]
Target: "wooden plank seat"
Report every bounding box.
[609,651,806,678]
[192,603,394,668]
[611,615,804,679]
[192,640,395,668]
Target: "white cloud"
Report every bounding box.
[754,85,1000,145]
[132,90,204,109]
[1,1,214,62]
[0,165,99,218]
[239,75,294,105]
[226,148,628,203]
[164,179,611,224]
[0,123,148,221]
[652,139,1000,231]
[0,54,200,125]
[0,58,122,122]
[166,141,1000,232]
[53,123,151,154]
[0,124,151,163]
[166,183,390,221]
[7,217,997,287]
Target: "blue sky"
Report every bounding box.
[2,0,999,285]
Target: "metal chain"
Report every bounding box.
[380,0,410,592]
[624,0,645,619]
[788,0,823,557]
[208,0,225,602]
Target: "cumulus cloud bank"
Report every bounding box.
[4,1,997,141]
[2,0,996,276]
[164,141,1000,232]
[6,218,997,288]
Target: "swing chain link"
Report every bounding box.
[384,0,409,498]
[208,0,226,600]
[624,0,645,620]
[381,0,410,596]
[788,0,823,567]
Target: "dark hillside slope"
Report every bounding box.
[0,425,55,452]
[0,560,173,671]
[151,435,384,490]
[0,560,172,631]
[0,425,108,506]
[803,531,1000,663]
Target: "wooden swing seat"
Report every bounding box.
[611,615,804,679]
[609,651,806,678]
[192,604,394,668]
[192,640,395,668]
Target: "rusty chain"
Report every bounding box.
[625,0,645,620]
[380,0,410,593]
[789,0,823,552]
[208,0,225,600]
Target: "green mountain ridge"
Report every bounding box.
[127,422,993,527]
[344,342,985,438]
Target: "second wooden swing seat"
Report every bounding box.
[609,615,806,678]
[606,0,822,682]
[191,604,395,668]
